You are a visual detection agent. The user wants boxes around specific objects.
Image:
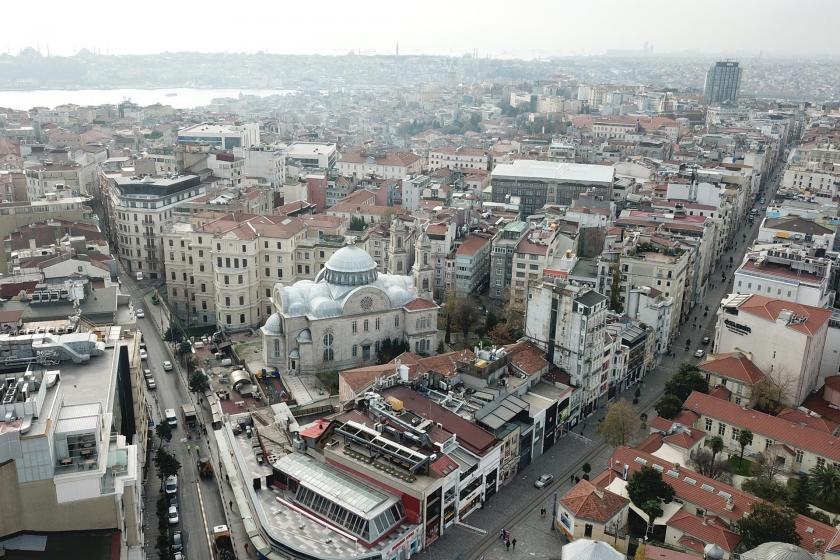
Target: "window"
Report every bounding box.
[352,345,358,357]
[239,296,244,306]
[352,321,357,334]
[225,314,231,325]
[705,418,713,431]
[265,268,270,277]
[375,318,380,330]
[731,427,740,441]
[817,457,826,468]
[225,297,230,306]
[266,289,271,297]
[765,439,774,450]
[201,300,207,310]
[395,316,399,328]
[795,450,804,463]
[323,333,334,362]
[718,422,726,436]
[364,319,369,332]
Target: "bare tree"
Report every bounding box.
[690,448,733,482]
[598,400,640,447]
[753,367,797,414]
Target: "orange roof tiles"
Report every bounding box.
[404,298,437,311]
[699,353,766,385]
[668,510,741,552]
[737,294,831,336]
[560,480,629,523]
[455,234,491,257]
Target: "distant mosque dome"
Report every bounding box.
[319,245,378,286]
[739,542,817,560]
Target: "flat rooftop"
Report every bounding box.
[178,123,244,135]
[288,142,337,156]
[492,159,614,184]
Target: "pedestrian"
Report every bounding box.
[500,529,505,541]
[513,538,517,550]
[505,540,511,551]
[540,507,546,518]
[229,500,233,509]
[245,543,249,553]
[570,475,574,484]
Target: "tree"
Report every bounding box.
[654,394,683,419]
[443,294,456,344]
[581,462,591,480]
[663,365,708,402]
[154,447,181,479]
[155,422,172,444]
[598,400,640,447]
[809,463,840,509]
[737,503,800,549]
[709,436,724,464]
[488,323,514,346]
[738,429,754,461]
[742,476,790,505]
[377,337,410,364]
[163,326,183,344]
[178,340,192,355]
[452,297,480,340]
[634,543,646,560]
[189,370,210,394]
[689,448,731,481]
[349,216,367,231]
[788,474,812,516]
[627,466,674,534]
[486,309,499,333]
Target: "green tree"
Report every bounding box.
[163,326,183,344]
[349,216,367,231]
[598,400,640,447]
[738,428,754,461]
[809,463,840,509]
[452,297,480,340]
[582,462,591,480]
[654,394,683,419]
[664,365,709,402]
[178,340,193,355]
[485,309,499,332]
[189,370,210,394]
[155,422,172,444]
[788,474,812,516]
[377,337,410,364]
[709,435,724,464]
[627,466,674,533]
[154,447,181,479]
[737,503,800,549]
[443,294,456,344]
[742,476,790,505]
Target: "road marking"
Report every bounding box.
[196,479,215,558]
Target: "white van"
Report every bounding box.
[136,271,144,281]
[165,409,178,428]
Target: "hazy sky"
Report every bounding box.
[5,0,839,59]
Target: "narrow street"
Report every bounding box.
[119,272,233,560]
[422,165,783,560]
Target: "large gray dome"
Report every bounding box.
[319,245,378,286]
[263,313,282,335]
[740,542,817,560]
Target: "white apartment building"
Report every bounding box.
[207,151,245,188]
[25,162,85,199]
[0,332,147,559]
[177,122,260,149]
[338,150,422,180]
[107,174,207,279]
[413,221,457,301]
[509,228,575,311]
[428,147,490,172]
[625,286,675,354]
[714,293,831,406]
[525,281,611,420]
[286,142,338,170]
[233,146,286,188]
[591,122,640,140]
[734,246,834,308]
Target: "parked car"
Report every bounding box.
[139,349,148,360]
[146,378,156,390]
[702,337,711,345]
[171,531,183,553]
[165,475,178,495]
[534,474,554,488]
[143,368,153,379]
[694,349,706,358]
[135,308,145,319]
[163,361,173,371]
[168,505,179,525]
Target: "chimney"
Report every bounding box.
[29,238,37,250]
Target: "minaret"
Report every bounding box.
[412,226,434,301]
[395,42,399,57]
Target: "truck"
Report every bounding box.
[212,525,235,560]
[181,404,197,428]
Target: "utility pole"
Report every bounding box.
[551,491,558,531]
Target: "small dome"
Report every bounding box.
[704,544,724,560]
[287,301,307,316]
[310,296,342,319]
[740,542,817,560]
[321,245,378,286]
[386,285,412,307]
[263,313,282,335]
[296,329,312,343]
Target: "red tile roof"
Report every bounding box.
[645,544,699,560]
[662,427,705,450]
[514,237,549,256]
[455,234,491,257]
[560,480,629,523]
[403,298,438,311]
[708,385,732,400]
[740,258,824,284]
[504,341,549,375]
[699,353,766,385]
[684,391,840,463]
[736,294,831,337]
[668,510,741,552]
[602,446,837,554]
[777,408,838,434]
